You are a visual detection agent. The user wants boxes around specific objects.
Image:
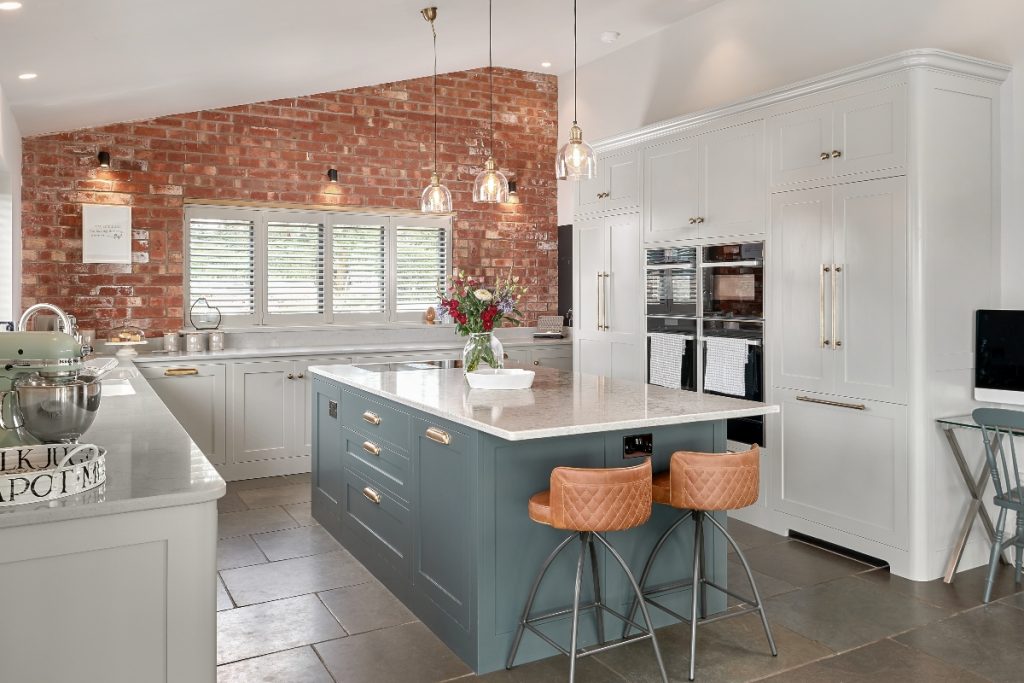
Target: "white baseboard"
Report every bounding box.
[216,455,311,482]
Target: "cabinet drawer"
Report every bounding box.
[343,464,410,573]
[341,390,411,453]
[342,427,408,501]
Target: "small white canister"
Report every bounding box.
[184,331,205,353]
[208,330,225,352]
[163,332,180,352]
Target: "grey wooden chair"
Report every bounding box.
[972,408,1024,602]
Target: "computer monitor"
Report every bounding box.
[975,309,1024,405]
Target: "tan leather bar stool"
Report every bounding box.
[626,446,777,681]
[506,459,669,683]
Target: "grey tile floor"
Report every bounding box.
[216,475,1024,682]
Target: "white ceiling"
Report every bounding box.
[0,0,723,136]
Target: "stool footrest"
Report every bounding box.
[577,632,654,658]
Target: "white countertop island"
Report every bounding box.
[310,364,778,441]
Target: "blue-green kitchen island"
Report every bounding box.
[308,363,778,674]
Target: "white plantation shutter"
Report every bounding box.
[395,224,449,317]
[187,215,256,318]
[266,220,325,319]
[332,223,387,319]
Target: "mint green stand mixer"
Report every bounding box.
[0,304,92,447]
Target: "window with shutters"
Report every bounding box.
[184,205,451,327]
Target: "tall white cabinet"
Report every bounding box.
[572,50,1008,581]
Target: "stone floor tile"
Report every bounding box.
[218,507,299,539]
[764,576,950,652]
[475,654,624,682]
[316,622,471,683]
[858,562,1024,611]
[217,594,346,665]
[895,602,1024,683]
[595,612,831,683]
[217,491,248,513]
[217,535,268,571]
[758,638,987,683]
[741,540,872,588]
[216,575,234,612]
[725,518,788,554]
[318,580,415,634]
[237,483,312,509]
[217,646,334,683]
[253,525,341,562]
[221,549,372,606]
[284,501,317,527]
[997,589,1024,611]
[726,558,798,607]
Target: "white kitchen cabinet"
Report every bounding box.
[769,85,907,189]
[230,361,296,465]
[773,387,908,549]
[296,356,350,459]
[771,177,907,404]
[504,345,572,372]
[573,213,644,381]
[643,120,764,243]
[138,363,227,465]
[575,147,639,216]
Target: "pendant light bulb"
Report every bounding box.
[473,156,509,203]
[420,6,452,214]
[422,173,453,213]
[556,0,597,181]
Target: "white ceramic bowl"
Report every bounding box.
[464,368,535,390]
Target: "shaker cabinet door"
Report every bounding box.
[230,361,296,464]
[605,212,642,342]
[832,177,908,404]
[832,86,907,179]
[768,102,834,187]
[573,219,606,339]
[701,120,766,239]
[643,136,700,243]
[141,363,227,465]
[771,187,835,395]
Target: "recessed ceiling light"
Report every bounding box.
[600,31,621,44]
[541,61,552,68]
[0,2,23,10]
[18,73,37,80]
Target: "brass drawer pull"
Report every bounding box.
[820,151,831,161]
[796,396,866,411]
[362,411,381,426]
[362,441,381,457]
[164,368,199,376]
[426,427,451,445]
[362,487,382,504]
[533,360,540,366]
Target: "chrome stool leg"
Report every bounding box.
[588,532,605,644]
[689,511,703,682]
[506,532,577,670]
[623,510,694,636]
[568,533,588,683]
[594,533,669,683]
[697,512,708,620]
[706,514,777,657]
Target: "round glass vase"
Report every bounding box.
[462,332,504,375]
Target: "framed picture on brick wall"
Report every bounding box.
[82,204,132,264]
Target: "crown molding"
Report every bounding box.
[592,49,1011,152]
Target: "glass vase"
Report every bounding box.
[462,332,504,374]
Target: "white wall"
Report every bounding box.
[557,0,1024,305]
[0,84,21,322]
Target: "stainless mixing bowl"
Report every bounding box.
[16,375,101,443]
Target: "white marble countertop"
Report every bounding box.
[0,359,225,529]
[132,337,570,364]
[310,365,779,441]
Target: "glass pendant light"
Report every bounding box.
[473,0,509,203]
[555,0,596,180]
[420,7,453,213]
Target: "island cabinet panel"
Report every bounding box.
[342,459,412,584]
[413,416,475,634]
[311,378,343,536]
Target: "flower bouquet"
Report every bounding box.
[440,271,526,373]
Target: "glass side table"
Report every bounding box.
[936,415,1015,583]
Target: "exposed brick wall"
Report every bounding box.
[20,68,558,336]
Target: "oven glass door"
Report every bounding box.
[702,242,763,321]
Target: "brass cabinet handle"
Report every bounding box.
[426,427,451,445]
[796,395,866,411]
[297,372,305,379]
[820,265,830,348]
[533,360,540,366]
[831,149,842,159]
[596,272,604,332]
[287,373,295,380]
[164,368,199,377]
[600,271,610,331]
[820,152,831,161]
[362,411,381,426]
[832,264,841,351]
[503,352,509,359]
[362,487,382,504]
[362,441,381,457]
[688,217,697,225]
[695,217,705,224]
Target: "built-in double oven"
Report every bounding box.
[645,241,765,446]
